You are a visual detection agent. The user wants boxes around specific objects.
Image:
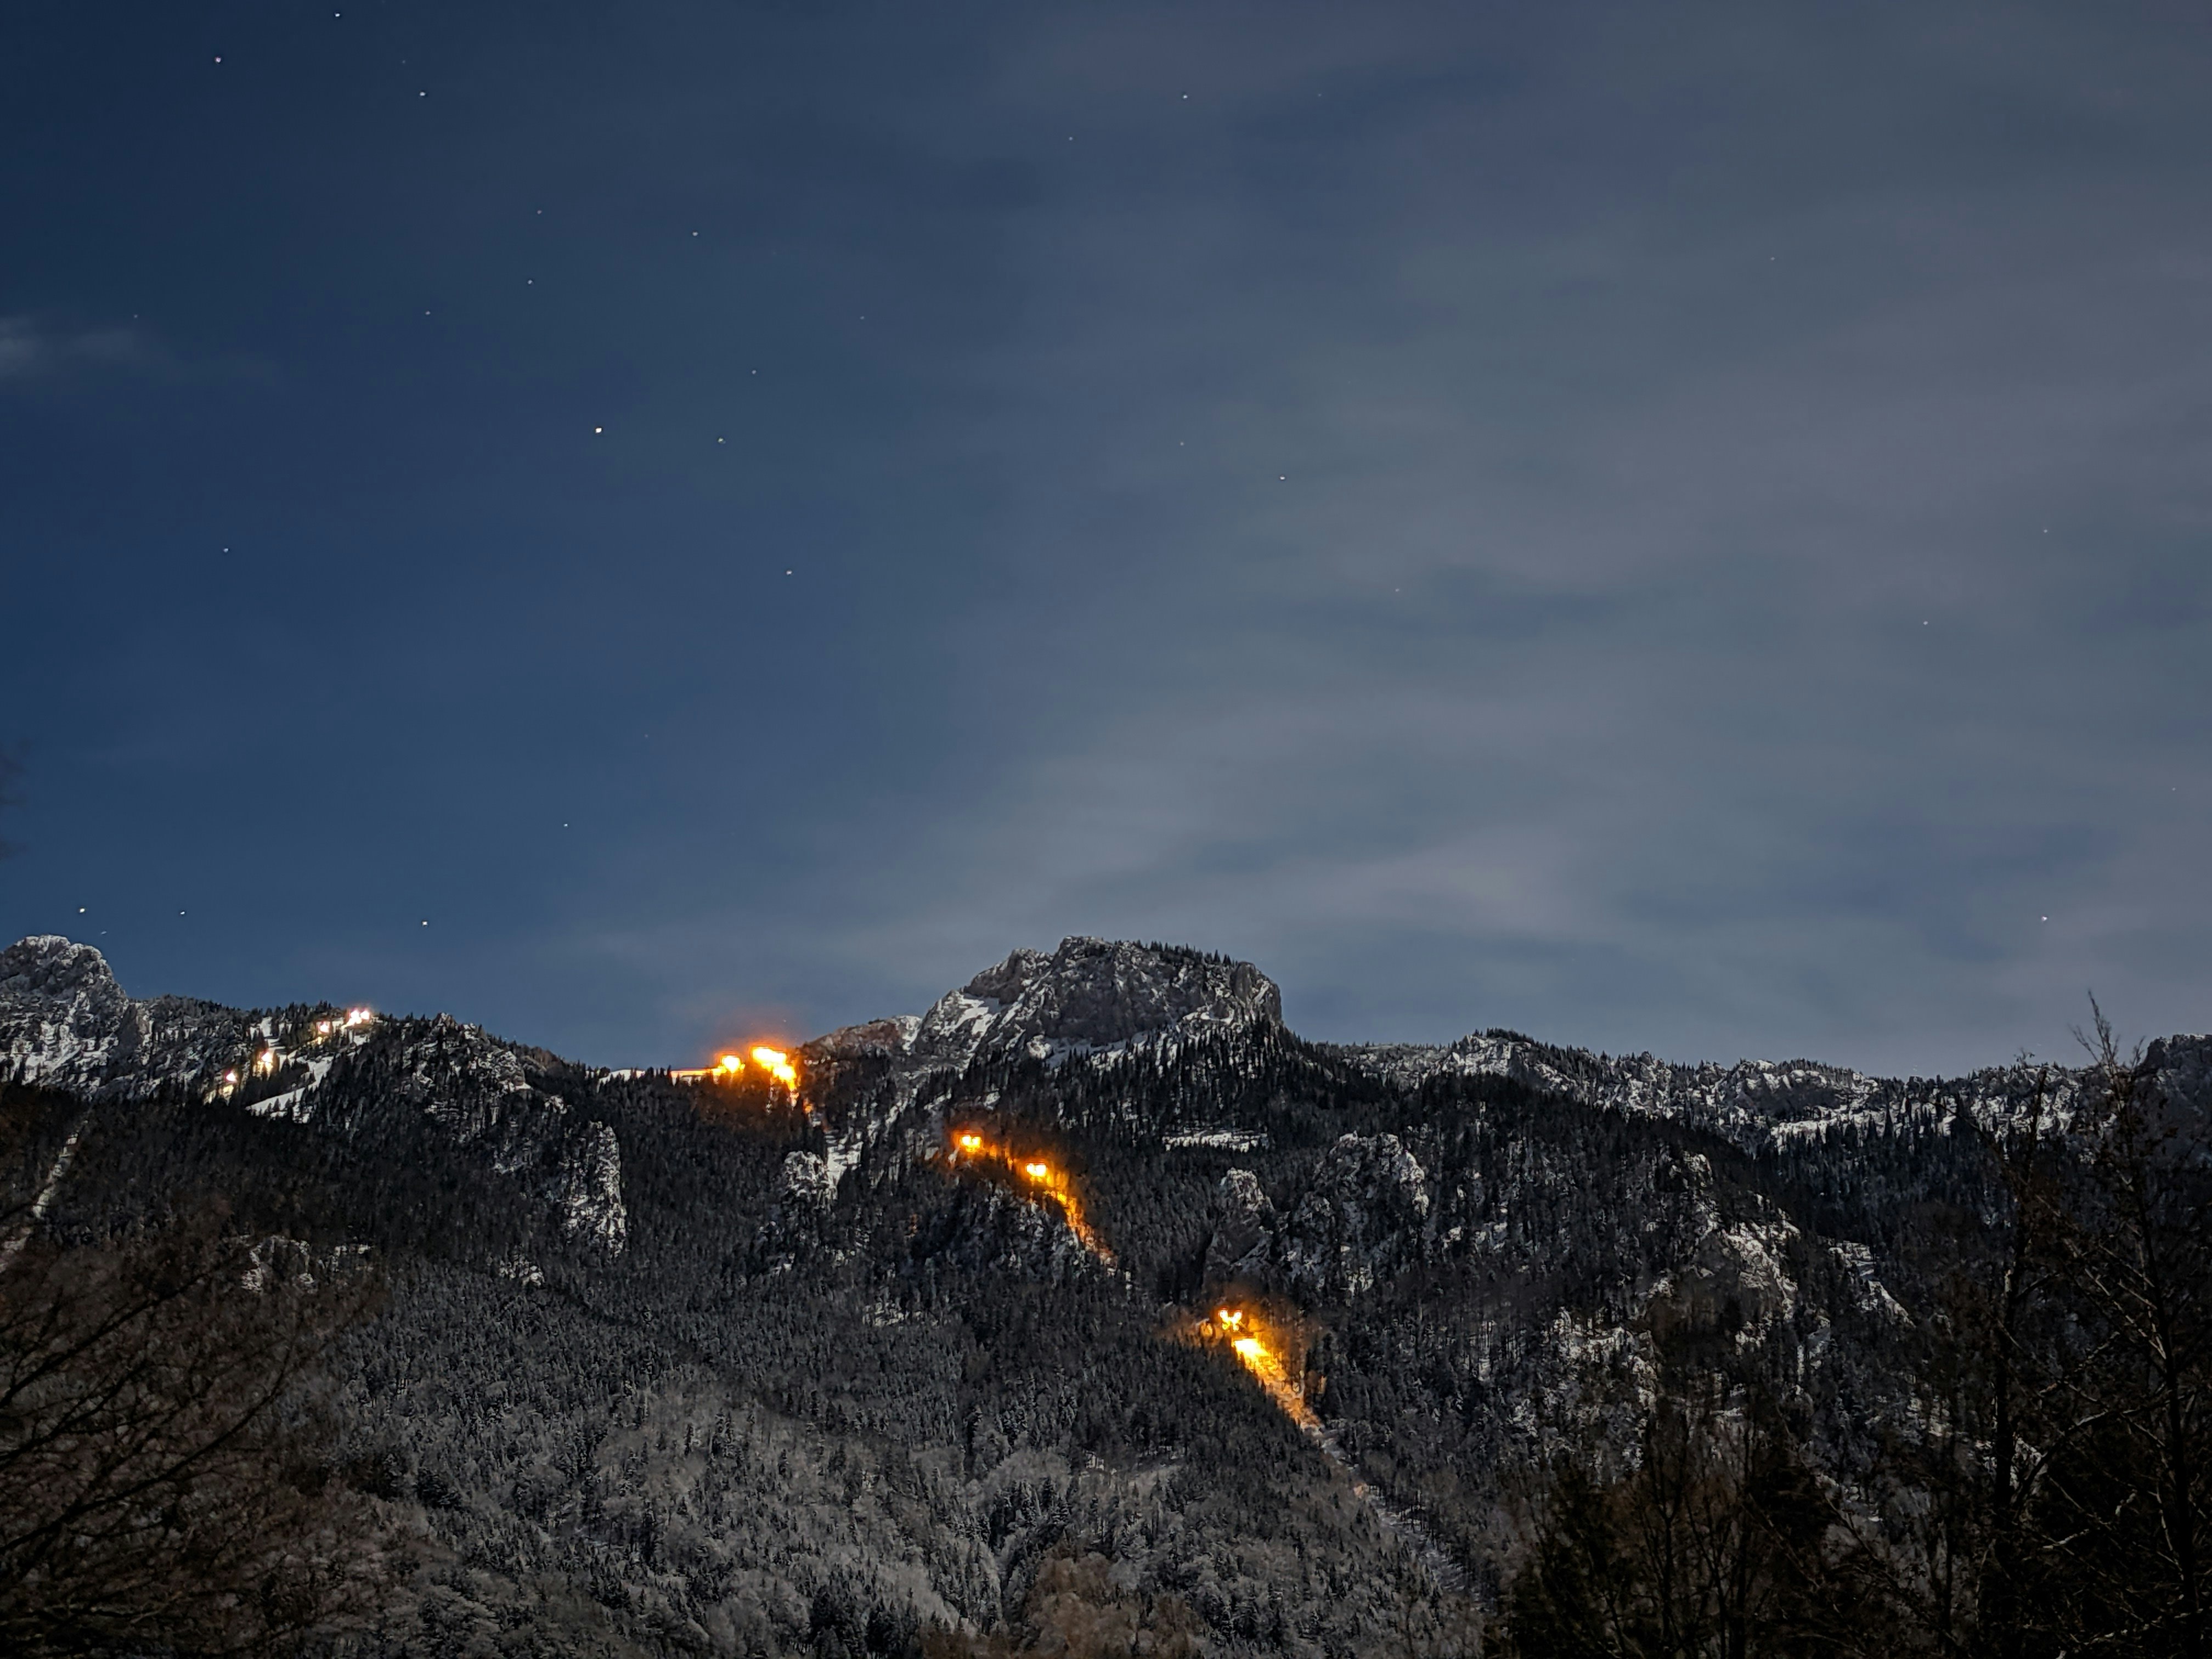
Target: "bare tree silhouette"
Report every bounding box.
[0,1200,389,1656]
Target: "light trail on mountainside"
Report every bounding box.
[938,1135,1454,1582]
[945,1130,1113,1262]
[1201,1305,1320,1431]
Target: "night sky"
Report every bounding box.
[4,2,2208,1074]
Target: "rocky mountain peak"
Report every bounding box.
[3,934,123,1002]
[913,936,1283,1067]
[3,934,146,1091]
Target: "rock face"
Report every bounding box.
[797,937,1289,1182]
[1,935,139,1090]
[1277,1133,1432,1296]
[909,936,1282,1069]
[1,934,252,1098]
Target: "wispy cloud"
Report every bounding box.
[0,315,163,384]
[784,0,2212,1075]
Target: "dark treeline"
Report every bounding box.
[1496,1017,2211,1658]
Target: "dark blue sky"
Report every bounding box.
[4,1,2208,1074]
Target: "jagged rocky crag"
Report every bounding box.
[3,932,2205,1657]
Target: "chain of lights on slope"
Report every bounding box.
[212,1007,376,1098]
[944,1129,1325,1431]
[1197,1305,1321,1431]
[946,1130,1115,1262]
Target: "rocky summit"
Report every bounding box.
[3,933,2207,1658]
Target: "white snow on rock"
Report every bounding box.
[1,934,631,1259]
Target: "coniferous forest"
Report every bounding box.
[2,935,2206,1658]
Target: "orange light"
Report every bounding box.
[750,1045,798,1089]
[944,1138,1110,1263]
[715,1053,745,1076]
[1220,1317,1318,1431]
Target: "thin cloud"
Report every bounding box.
[0,316,166,383]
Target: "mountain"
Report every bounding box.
[0,934,628,1253]
[3,932,2205,1657]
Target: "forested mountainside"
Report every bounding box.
[3,933,2206,1657]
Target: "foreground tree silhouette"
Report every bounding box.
[2028,1007,2211,1656]
[1498,1006,2212,1658]
[1500,1382,1865,1658]
[0,1203,385,1656]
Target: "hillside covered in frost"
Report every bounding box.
[3,932,2205,1657]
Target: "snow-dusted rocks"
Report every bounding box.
[795,938,1289,1170]
[911,937,1282,1070]
[1,935,256,1098]
[1205,1135,1435,1297]
[1,935,630,1257]
[1278,1133,1431,1296]
[1341,1022,2212,1156]
[1204,1168,1279,1283]
[0,936,141,1091]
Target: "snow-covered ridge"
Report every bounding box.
[906,936,1282,1071]
[0,935,629,1255]
[1338,1025,2212,1156]
[791,938,1288,1158]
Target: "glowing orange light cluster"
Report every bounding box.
[946,1131,1111,1261]
[1209,1306,1317,1431]
[672,1044,802,1098]
[749,1045,798,1089]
